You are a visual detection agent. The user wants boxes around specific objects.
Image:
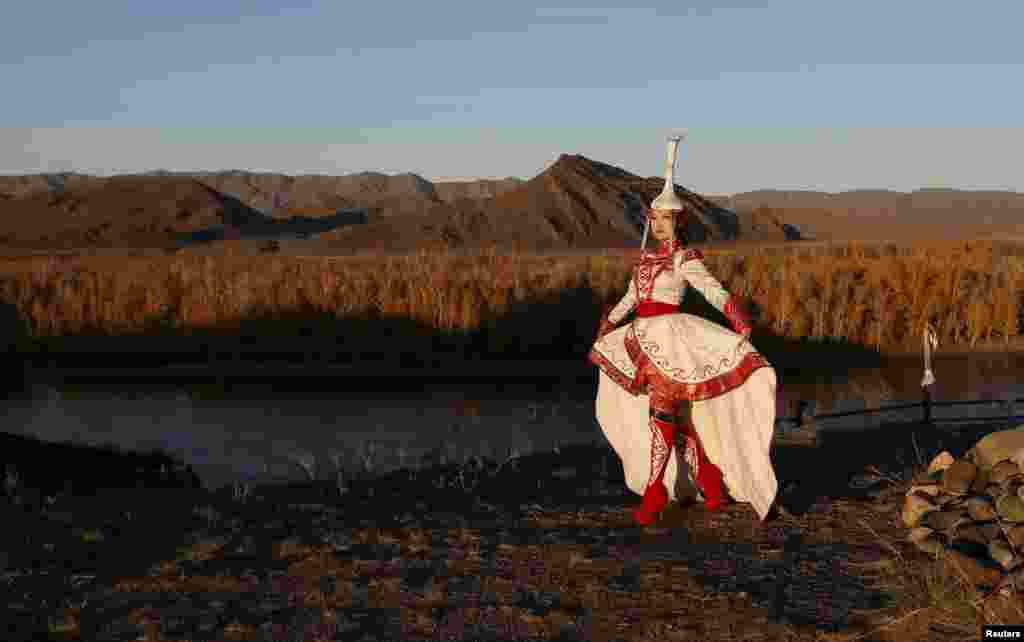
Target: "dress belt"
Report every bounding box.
[649,408,682,423]
[635,301,679,318]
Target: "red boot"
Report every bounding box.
[632,415,676,526]
[685,423,725,512]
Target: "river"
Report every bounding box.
[3,351,1021,491]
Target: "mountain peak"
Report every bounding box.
[540,154,636,182]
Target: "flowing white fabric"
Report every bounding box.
[592,246,779,521]
[596,365,778,520]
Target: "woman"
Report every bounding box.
[589,141,779,525]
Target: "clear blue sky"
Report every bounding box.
[3,1,1022,194]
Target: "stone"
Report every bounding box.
[990,484,1018,502]
[954,523,1004,549]
[1005,564,1024,591]
[977,522,1004,541]
[902,493,939,527]
[935,493,961,507]
[1007,525,1024,550]
[950,537,992,560]
[927,451,956,476]
[954,526,990,548]
[905,483,941,497]
[989,460,1021,484]
[943,549,1003,590]
[975,427,1024,470]
[913,533,945,556]
[913,469,944,485]
[925,510,970,533]
[941,460,977,495]
[966,496,998,521]
[990,540,1017,569]
[971,467,990,494]
[908,526,934,545]
[998,495,1024,522]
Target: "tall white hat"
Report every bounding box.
[650,135,684,211]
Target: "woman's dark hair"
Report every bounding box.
[674,208,690,246]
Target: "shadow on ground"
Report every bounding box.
[3,417,1007,639]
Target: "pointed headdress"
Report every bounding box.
[651,135,684,211]
[640,134,685,251]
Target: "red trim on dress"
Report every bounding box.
[589,330,771,402]
[588,346,639,392]
[634,240,682,300]
[645,349,771,402]
[589,243,768,401]
[636,302,679,317]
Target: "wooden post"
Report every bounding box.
[922,386,933,425]
[921,322,937,425]
[795,400,818,439]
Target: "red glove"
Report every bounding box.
[597,305,616,340]
[724,295,753,338]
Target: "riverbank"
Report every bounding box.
[879,335,1024,358]
[3,417,1020,641]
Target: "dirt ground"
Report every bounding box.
[3,419,1021,641]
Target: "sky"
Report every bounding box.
[2,0,1023,195]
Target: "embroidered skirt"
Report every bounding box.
[589,313,779,520]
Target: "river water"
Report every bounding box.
[3,351,1022,491]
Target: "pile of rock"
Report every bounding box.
[902,427,1024,592]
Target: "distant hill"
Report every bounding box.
[1,160,1022,253]
[0,175,272,251]
[478,154,791,249]
[711,188,1024,241]
[433,178,525,205]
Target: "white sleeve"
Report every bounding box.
[678,249,753,334]
[607,273,638,324]
[678,251,729,314]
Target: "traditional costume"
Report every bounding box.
[589,137,779,524]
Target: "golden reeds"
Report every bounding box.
[0,239,1021,353]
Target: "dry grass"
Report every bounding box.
[0,240,1021,354]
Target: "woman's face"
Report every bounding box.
[649,209,676,242]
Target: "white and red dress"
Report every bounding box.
[588,240,779,520]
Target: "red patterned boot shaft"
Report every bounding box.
[685,422,725,512]
[632,414,676,526]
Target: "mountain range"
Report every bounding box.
[1,155,1021,254]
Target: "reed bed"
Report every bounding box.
[0,240,1021,354]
